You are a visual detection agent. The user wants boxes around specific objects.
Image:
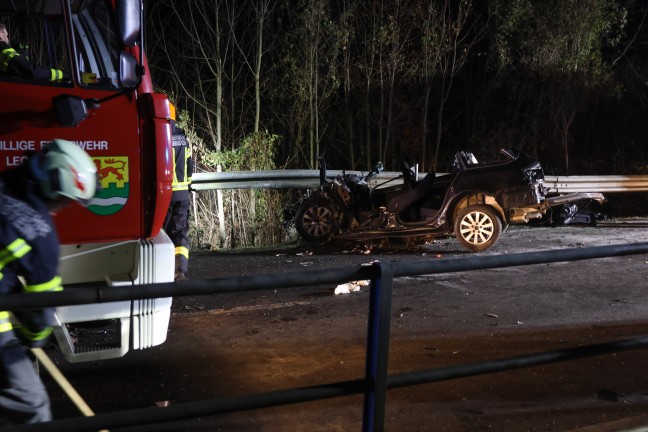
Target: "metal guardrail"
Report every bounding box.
[191,169,403,191]
[6,241,648,431]
[192,170,648,194]
[544,175,648,194]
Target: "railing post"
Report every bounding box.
[362,261,394,432]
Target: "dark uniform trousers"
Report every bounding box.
[164,199,190,275]
[0,338,51,425]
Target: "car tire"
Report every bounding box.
[454,204,502,252]
[295,196,339,243]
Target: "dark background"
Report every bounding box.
[145,0,648,177]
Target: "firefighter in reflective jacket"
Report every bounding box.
[164,103,194,280]
[0,139,96,425]
[0,23,67,82]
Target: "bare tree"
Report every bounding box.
[418,0,481,171]
[147,0,231,244]
[380,0,417,165]
[338,0,358,169]
[231,0,274,133]
[491,0,626,173]
[275,0,343,168]
[354,1,380,169]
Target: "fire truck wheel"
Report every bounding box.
[454,204,502,252]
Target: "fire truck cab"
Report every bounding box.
[0,0,174,362]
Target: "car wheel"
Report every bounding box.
[295,196,339,243]
[454,204,502,252]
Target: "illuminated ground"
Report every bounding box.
[47,220,648,431]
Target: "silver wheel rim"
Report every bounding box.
[459,211,494,245]
[302,205,335,238]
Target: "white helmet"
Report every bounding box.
[30,139,97,205]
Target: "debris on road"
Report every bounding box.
[334,280,370,295]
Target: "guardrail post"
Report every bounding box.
[362,261,394,432]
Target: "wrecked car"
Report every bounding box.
[294,148,606,251]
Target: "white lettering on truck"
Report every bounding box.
[5,156,28,166]
[74,141,109,151]
[2,140,110,168]
[0,140,36,151]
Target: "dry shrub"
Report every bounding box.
[190,131,285,249]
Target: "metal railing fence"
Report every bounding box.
[191,169,648,194]
[5,241,648,431]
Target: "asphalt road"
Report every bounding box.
[43,220,648,431]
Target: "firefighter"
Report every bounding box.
[0,23,67,82]
[164,103,194,280]
[0,139,96,425]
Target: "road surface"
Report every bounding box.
[45,220,648,431]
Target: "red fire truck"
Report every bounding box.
[0,0,174,362]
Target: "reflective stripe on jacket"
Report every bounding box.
[0,42,65,82]
[0,239,33,334]
[0,311,11,333]
[0,47,19,73]
[0,274,62,339]
[0,238,32,274]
